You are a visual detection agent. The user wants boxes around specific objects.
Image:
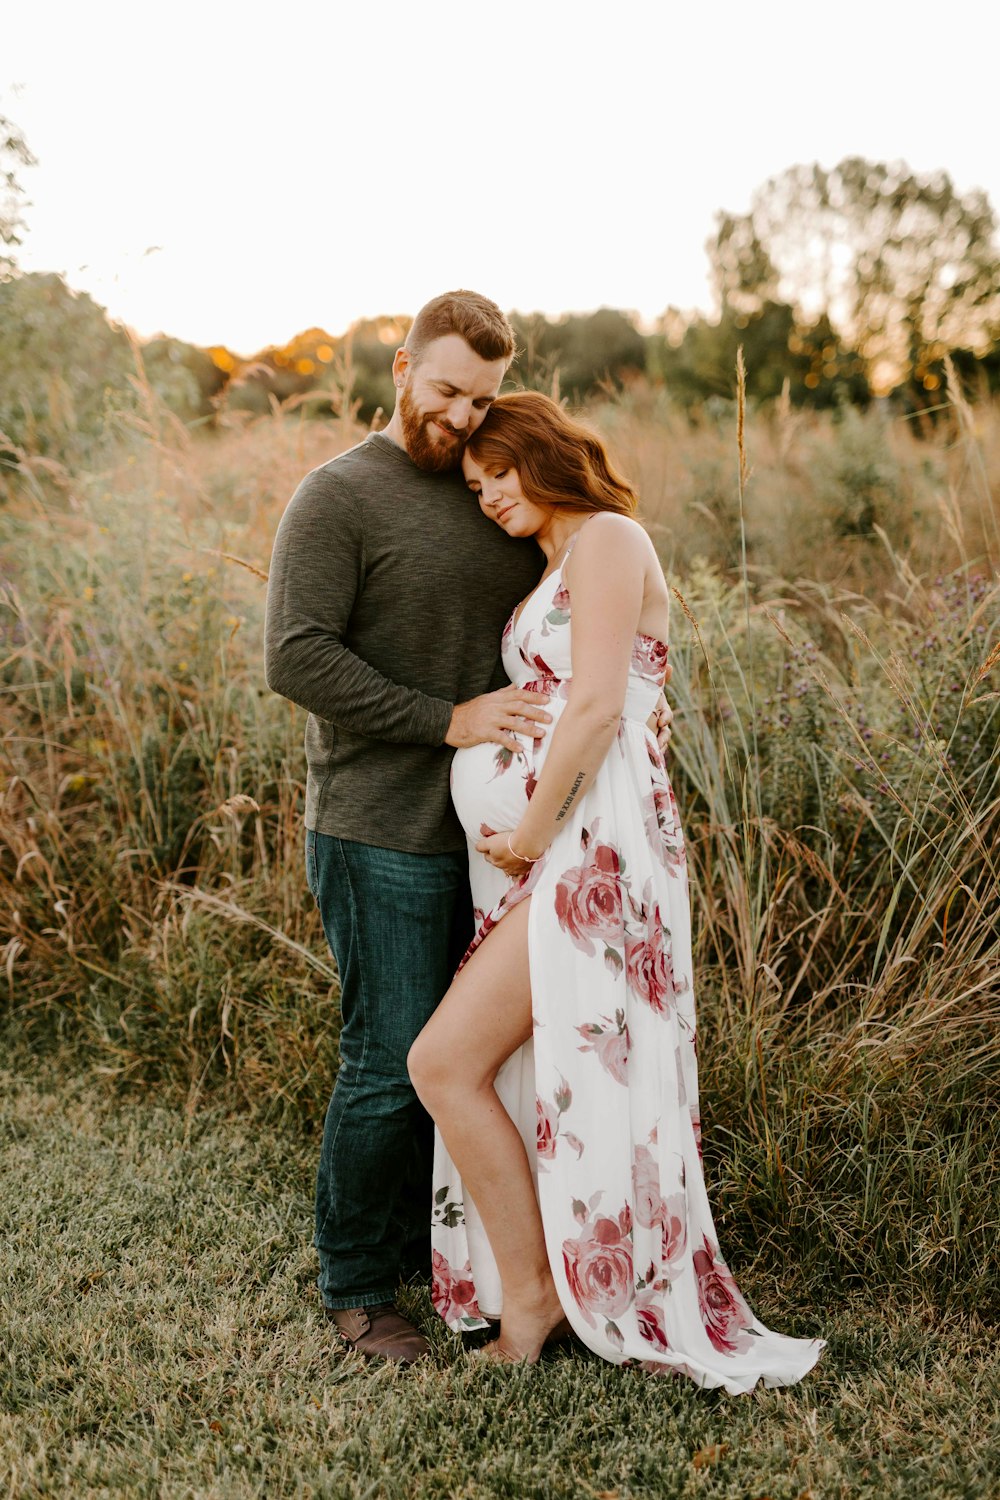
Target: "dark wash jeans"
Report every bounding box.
[305,829,474,1310]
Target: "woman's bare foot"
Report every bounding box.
[472,1288,570,1365]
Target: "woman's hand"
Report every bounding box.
[647,691,673,755]
[475,830,538,878]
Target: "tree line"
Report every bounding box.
[2,124,999,468]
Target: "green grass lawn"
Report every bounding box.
[2,1040,996,1500]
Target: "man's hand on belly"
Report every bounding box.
[445,686,552,754]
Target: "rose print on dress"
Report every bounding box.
[662,838,687,877]
[536,1097,559,1159]
[554,821,625,960]
[432,1183,465,1230]
[642,785,668,857]
[625,903,675,1017]
[431,1248,483,1328]
[492,745,516,778]
[536,1077,584,1163]
[631,633,669,683]
[631,1144,688,1279]
[540,581,571,636]
[660,1195,687,1278]
[562,1198,635,1335]
[631,1144,667,1230]
[642,783,688,874]
[635,1284,671,1352]
[645,735,667,777]
[576,1010,630,1085]
[693,1235,757,1355]
[518,628,558,681]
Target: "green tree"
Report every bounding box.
[509,308,646,400]
[1,111,35,262]
[332,317,405,424]
[0,272,135,460]
[710,214,781,316]
[142,337,227,423]
[648,302,867,410]
[710,158,1000,395]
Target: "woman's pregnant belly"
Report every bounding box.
[450,735,536,843]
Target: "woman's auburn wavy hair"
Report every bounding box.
[465,391,638,517]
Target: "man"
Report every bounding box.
[265,290,671,1364]
[265,292,551,1363]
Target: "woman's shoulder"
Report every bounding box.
[573,511,654,562]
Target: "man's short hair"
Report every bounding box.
[405,290,516,368]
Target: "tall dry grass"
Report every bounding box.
[0,396,351,1118]
[1,371,998,1310]
[653,368,999,1307]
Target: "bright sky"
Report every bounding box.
[6,0,999,355]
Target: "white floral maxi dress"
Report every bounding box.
[435,541,825,1393]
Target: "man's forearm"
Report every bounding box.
[265,627,453,746]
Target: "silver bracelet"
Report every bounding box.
[506,834,540,864]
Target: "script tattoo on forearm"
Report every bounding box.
[556,771,586,821]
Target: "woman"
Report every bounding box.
[408,393,824,1391]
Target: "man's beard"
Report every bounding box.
[398,382,466,473]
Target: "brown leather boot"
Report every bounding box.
[326,1303,431,1364]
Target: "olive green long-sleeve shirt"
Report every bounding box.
[264,433,542,853]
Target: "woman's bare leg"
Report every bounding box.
[408,899,566,1360]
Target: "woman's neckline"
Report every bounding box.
[510,527,584,634]
[506,518,671,656]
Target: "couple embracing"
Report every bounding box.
[264,290,824,1392]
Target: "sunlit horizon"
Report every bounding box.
[5,0,999,355]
